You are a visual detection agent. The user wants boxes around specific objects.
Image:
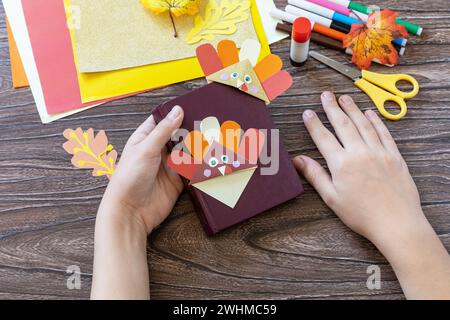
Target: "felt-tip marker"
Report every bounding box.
[327,0,423,35]
[276,23,396,67]
[285,4,407,47]
[307,0,351,16]
[270,8,346,42]
[289,0,361,27]
[306,0,368,21]
[287,0,407,47]
[270,9,404,55]
[285,5,350,33]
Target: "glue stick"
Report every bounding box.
[290,17,312,67]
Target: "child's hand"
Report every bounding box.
[293,92,425,244]
[99,106,184,235]
[294,92,450,299]
[92,106,184,299]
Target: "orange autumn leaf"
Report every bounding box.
[63,128,117,179]
[343,10,409,70]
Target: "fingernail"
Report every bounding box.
[294,156,305,169]
[365,110,376,119]
[340,95,352,105]
[167,105,182,121]
[303,110,316,119]
[321,91,334,102]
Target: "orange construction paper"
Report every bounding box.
[6,19,29,88]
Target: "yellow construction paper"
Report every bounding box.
[193,168,257,208]
[71,0,257,73]
[64,0,270,103]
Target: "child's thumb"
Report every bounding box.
[143,105,184,155]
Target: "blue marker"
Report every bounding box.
[287,0,407,47]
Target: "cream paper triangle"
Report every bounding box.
[207,60,270,103]
[192,167,257,208]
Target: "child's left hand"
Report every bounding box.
[98,105,185,235]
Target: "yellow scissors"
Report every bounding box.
[309,51,420,121]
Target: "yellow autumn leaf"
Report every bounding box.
[185,0,251,45]
[140,0,200,37]
[141,0,200,16]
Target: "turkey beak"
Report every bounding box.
[236,79,248,92]
[218,165,226,176]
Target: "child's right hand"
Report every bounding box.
[293,91,425,245]
[294,92,450,299]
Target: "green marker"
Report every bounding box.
[329,0,423,36]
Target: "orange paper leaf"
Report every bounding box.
[343,10,409,70]
[63,128,117,179]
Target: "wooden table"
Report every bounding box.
[0,0,449,300]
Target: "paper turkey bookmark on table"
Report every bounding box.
[167,39,293,208]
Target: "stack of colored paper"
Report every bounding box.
[3,0,274,124]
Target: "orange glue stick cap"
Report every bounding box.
[292,17,312,43]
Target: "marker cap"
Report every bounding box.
[292,17,312,43]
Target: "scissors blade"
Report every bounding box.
[309,51,361,81]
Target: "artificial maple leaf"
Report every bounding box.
[63,128,117,180]
[140,0,200,38]
[343,10,409,70]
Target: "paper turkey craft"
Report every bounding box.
[196,39,293,104]
[168,117,265,208]
[167,39,293,208]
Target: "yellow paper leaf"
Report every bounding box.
[185,0,251,44]
[63,128,117,179]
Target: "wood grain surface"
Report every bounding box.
[0,0,449,300]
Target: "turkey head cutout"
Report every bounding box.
[167,117,265,208]
[196,39,293,104]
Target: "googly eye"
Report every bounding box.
[244,75,252,84]
[231,72,239,79]
[221,155,229,163]
[208,157,219,167]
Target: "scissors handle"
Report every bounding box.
[361,70,420,99]
[355,78,407,121]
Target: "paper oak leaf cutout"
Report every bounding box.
[343,10,409,70]
[141,0,200,37]
[185,0,251,45]
[63,128,117,180]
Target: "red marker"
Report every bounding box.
[290,17,312,67]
